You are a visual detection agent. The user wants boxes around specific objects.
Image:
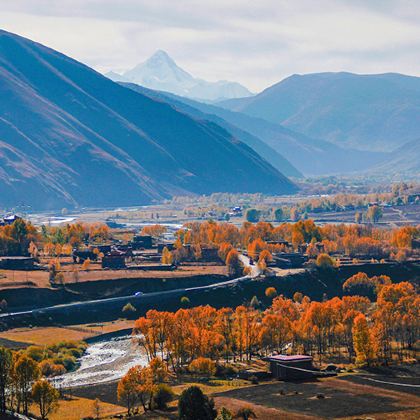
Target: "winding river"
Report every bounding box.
[53,335,148,388]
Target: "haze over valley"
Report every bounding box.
[0,30,419,210]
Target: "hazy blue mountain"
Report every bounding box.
[123,84,387,176]
[0,30,296,210]
[123,83,302,178]
[220,72,420,151]
[370,138,420,175]
[106,50,253,102]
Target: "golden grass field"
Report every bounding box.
[31,396,124,420]
[0,264,226,290]
[0,319,134,346]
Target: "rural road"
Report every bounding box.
[0,255,261,322]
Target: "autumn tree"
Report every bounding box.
[31,378,59,420]
[117,366,144,415]
[0,347,12,413]
[92,398,101,419]
[293,292,303,303]
[245,209,260,223]
[316,253,336,269]
[13,355,40,415]
[218,242,233,262]
[81,258,91,270]
[141,224,167,239]
[259,249,272,263]
[353,313,375,366]
[189,358,216,377]
[343,272,391,300]
[290,207,300,222]
[161,247,173,264]
[226,249,242,277]
[259,312,291,354]
[122,303,137,318]
[273,208,284,222]
[366,205,383,224]
[265,287,277,299]
[28,241,39,258]
[247,238,266,259]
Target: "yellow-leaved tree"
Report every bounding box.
[352,313,375,366]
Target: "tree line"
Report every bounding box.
[168,220,419,264]
[0,350,59,418]
[133,280,418,368]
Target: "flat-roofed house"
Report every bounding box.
[102,250,127,269]
[0,256,35,270]
[264,355,315,380]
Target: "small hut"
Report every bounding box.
[264,355,315,380]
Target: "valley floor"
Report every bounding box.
[50,365,420,420]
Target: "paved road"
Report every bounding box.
[0,255,260,322]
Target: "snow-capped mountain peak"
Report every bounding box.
[106,50,253,102]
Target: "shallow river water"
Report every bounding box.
[53,335,148,388]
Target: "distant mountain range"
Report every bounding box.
[370,138,420,175]
[0,30,296,210]
[123,84,388,176]
[219,72,420,152]
[106,50,253,102]
[123,83,303,178]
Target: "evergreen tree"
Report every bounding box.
[178,386,217,420]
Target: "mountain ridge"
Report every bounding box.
[122,82,303,178]
[0,29,295,210]
[123,83,388,176]
[219,71,420,152]
[370,138,420,175]
[106,50,253,102]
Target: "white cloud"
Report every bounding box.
[0,0,419,90]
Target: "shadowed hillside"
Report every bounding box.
[0,30,296,209]
[124,83,387,176]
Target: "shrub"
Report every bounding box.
[70,347,85,358]
[316,253,336,269]
[250,295,260,309]
[235,407,257,420]
[54,354,77,371]
[39,359,66,377]
[180,296,190,307]
[152,384,174,410]
[122,302,137,317]
[26,345,44,362]
[265,287,277,299]
[293,291,303,303]
[189,357,217,377]
[215,363,238,377]
[249,375,258,384]
[216,407,233,420]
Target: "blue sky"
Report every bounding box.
[1,0,419,91]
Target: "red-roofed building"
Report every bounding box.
[263,354,315,380]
